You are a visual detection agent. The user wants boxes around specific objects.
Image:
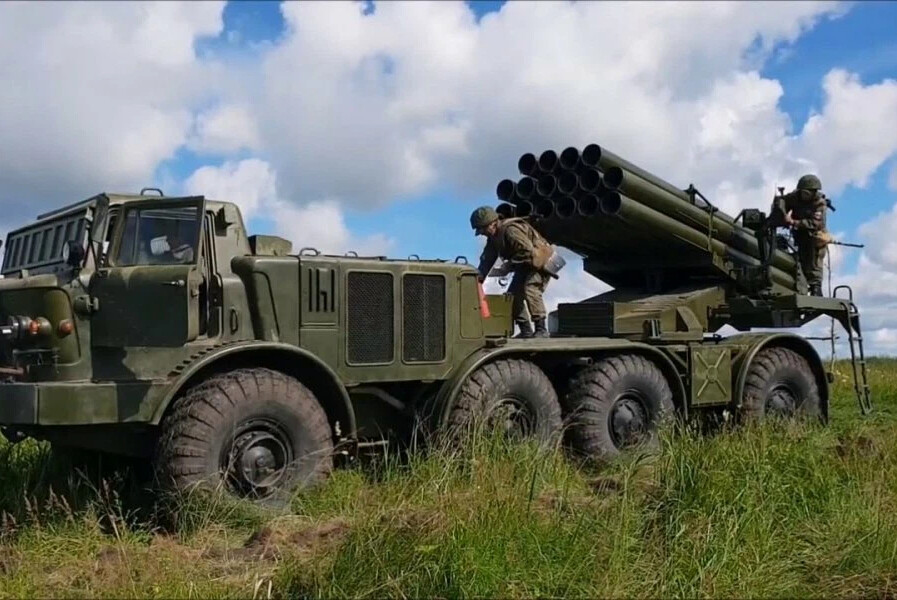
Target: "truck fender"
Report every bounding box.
[432,342,687,429]
[726,332,829,420]
[151,341,356,439]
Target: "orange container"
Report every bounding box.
[477,281,491,318]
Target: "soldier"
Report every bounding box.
[773,174,831,296]
[470,206,557,338]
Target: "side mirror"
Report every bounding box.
[90,195,111,245]
[63,240,86,268]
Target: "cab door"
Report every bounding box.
[90,197,206,348]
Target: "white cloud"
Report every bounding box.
[857,206,897,272]
[0,1,225,227]
[248,0,842,212]
[184,159,393,256]
[267,199,395,257]
[188,104,260,154]
[185,158,275,221]
[795,70,897,194]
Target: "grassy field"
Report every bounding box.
[1,358,896,599]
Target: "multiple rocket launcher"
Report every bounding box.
[494,144,800,293]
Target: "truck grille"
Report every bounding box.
[347,272,394,364]
[403,274,445,362]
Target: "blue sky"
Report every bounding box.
[759,0,897,236]
[167,0,897,267]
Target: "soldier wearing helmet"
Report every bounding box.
[470,206,557,338]
[772,174,831,296]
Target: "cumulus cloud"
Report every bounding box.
[184,158,274,221]
[242,0,844,213]
[183,159,394,256]
[267,199,395,257]
[188,104,260,154]
[795,70,897,194]
[0,1,225,228]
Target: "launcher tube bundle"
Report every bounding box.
[494,144,799,294]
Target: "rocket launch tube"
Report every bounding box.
[559,147,581,171]
[516,176,537,200]
[496,203,516,218]
[555,196,577,218]
[581,144,729,218]
[602,166,795,274]
[598,191,796,290]
[518,153,539,177]
[496,179,516,202]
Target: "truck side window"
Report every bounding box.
[114,205,201,267]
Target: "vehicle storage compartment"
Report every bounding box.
[231,256,300,344]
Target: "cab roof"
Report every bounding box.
[35,191,231,223]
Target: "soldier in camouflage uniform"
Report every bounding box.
[470,206,555,338]
[774,174,831,296]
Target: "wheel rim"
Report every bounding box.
[765,384,799,418]
[486,395,535,439]
[609,391,650,449]
[223,418,293,498]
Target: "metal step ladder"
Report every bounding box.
[833,285,873,415]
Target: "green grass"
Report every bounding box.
[2,359,897,598]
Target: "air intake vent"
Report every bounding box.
[347,272,394,364]
[556,302,615,336]
[403,274,445,362]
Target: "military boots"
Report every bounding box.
[514,320,534,338]
[533,318,550,338]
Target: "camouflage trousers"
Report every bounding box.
[508,268,550,322]
[797,241,827,293]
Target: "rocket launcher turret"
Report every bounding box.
[494,144,800,295]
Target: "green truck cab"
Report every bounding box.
[0,145,868,504]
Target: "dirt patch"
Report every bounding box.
[378,507,445,535]
[246,518,349,560]
[589,476,624,495]
[203,517,350,562]
[535,491,598,517]
[835,434,881,459]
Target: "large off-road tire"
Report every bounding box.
[155,368,334,507]
[446,358,562,446]
[564,354,674,462]
[739,347,822,422]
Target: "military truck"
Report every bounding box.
[0,144,872,504]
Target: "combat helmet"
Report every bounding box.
[470,206,499,232]
[797,174,822,191]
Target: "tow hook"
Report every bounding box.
[73,295,100,315]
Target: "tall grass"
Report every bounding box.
[1,359,896,598]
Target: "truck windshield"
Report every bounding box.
[115,205,200,266]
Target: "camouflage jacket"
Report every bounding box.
[775,190,829,237]
[476,218,552,280]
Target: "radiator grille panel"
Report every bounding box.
[556,302,615,336]
[347,272,394,364]
[403,275,445,362]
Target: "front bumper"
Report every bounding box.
[0,384,37,423]
[0,381,167,425]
